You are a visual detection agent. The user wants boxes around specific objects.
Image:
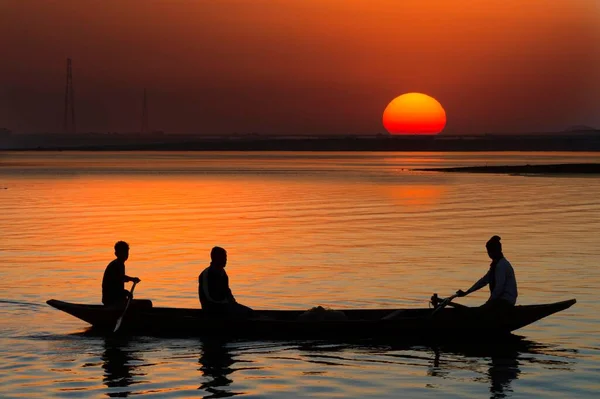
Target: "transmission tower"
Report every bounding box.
[141,88,149,134]
[63,58,76,133]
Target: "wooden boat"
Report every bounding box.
[46,298,576,339]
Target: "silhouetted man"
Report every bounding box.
[102,241,141,306]
[457,235,518,309]
[198,246,253,318]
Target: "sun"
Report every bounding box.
[383,93,446,135]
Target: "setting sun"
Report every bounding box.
[383,93,447,135]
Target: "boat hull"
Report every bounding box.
[46,299,576,339]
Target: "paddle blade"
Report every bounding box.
[113,281,138,333]
[113,316,124,333]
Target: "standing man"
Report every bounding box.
[102,241,141,306]
[198,246,253,317]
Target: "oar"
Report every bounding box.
[446,301,468,309]
[431,293,459,316]
[382,293,461,321]
[114,281,138,333]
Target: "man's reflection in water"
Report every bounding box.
[427,337,528,399]
[198,338,240,398]
[488,348,520,399]
[102,338,143,398]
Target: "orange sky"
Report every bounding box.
[1,0,599,134]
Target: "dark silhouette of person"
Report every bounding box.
[456,235,518,309]
[102,241,141,306]
[198,246,253,318]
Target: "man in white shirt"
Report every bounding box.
[457,235,518,308]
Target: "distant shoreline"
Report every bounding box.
[3,134,600,152]
[415,163,600,175]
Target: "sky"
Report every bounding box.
[1,0,599,135]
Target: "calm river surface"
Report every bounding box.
[1,151,599,398]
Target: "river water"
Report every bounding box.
[1,151,599,398]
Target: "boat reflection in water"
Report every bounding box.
[97,334,575,398]
[291,335,575,399]
[102,338,146,398]
[424,336,575,399]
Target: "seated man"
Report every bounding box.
[456,235,517,310]
[102,241,141,306]
[198,246,253,318]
